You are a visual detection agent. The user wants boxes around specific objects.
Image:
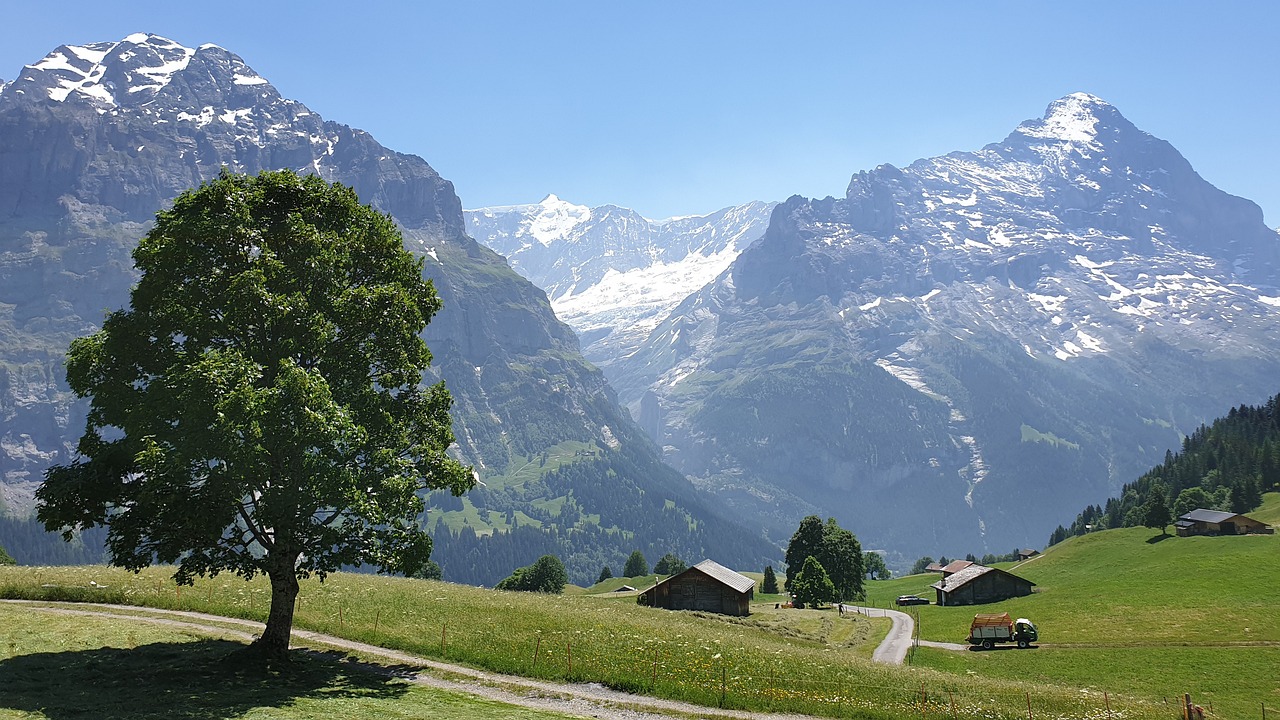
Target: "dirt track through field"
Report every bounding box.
[2,599,818,720]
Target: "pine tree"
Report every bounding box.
[761,565,779,594]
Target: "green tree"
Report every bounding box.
[36,170,473,659]
[910,556,935,575]
[496,555,568,594]
[0,544,15,565]
[819,518,864,601]
[784,515,825,591]
[1172,486,1210,518]
[414,560,443,581]
[784,515,864,600]
[652,552,686,575]
[596,566,613,584]
[761,565,779,594]
[1143,496,1172,535]
[623,550,649,577]
[791,556,836,608]
[863,551,889,580]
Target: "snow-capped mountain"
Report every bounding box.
[465,196,774,363]
[608,93,1280,559]
[0,34,778,581]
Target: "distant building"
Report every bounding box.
[637,559,755,616]
[925,562,945,573]
[940,559,975,577]
[932,565,1035,606]
[1017,549,1040,561]
[1174,509,1273,537]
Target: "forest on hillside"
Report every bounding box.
[1051,393,1280,545]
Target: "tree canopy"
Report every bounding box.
[0,543,15,565]
[652,552,687,575]
[623,550,649,577]
[36,170,472,658]
[761,565,779,594]
[496,555,568,594]
[791,556,836,608]
[785,515,864,601]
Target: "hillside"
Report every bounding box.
[865,509,1279,718]
[0,34,778,583]
[606,93,1280,560]
[1054,393,1280,544]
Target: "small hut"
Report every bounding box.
[637,559,754,616]
[932,565,1035,606]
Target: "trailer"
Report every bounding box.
[967,612,1037,649]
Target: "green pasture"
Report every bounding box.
[0,603,574,720]
[864,496,1280,718]
[0,565,1167,720]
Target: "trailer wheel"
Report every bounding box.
[982,639,994,650]
[1017,639,1029,649]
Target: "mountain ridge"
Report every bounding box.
[0,33,779,583]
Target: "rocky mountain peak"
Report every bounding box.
[1012,92,1130,146]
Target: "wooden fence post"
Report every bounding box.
[567,642,572,676]
[533,636,541,669]
[1026,691,1032,720]
[441,624,447,657]
[1104,691,1111,720]
[651,647,658,688]
[373,609,380,635]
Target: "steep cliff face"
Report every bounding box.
[612,94,1280,561]
[0,35,777,580]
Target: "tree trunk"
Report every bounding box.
[251,556,300,660]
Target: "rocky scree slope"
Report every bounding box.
[611,93,1280,560]
[0,34,777,582]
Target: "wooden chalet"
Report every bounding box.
[939,559,974,577]
[1016,548,1040,561]
[932,565,1035,606]
[1174,509,1273,537]
[924,562,945,573]
[637,559,755,616]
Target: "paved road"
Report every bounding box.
[839,604,967,664]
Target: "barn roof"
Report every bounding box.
[690,559,757,593]
[642,559,756,595]
[940,559,974,574]
[931,564,1035,593]
[1179,508,1238,524]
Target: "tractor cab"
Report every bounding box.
[1013,618,1038,643]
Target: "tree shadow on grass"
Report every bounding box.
[1146,532,1173,544]
[0,639,412,720]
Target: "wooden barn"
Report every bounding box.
[1174,509,1274,536]
[637,559,755,616]
[932,565,1035,607]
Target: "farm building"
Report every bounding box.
[1017,548,1040,561]
[1174,509,1273,537]
[932,565,1035,606]
[637,559,754,616]
[940,559,974,576]
[924,562,945,573]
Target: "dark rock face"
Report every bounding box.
[0,34,777,581]
[611,93,1280,563]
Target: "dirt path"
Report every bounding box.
[1,599,818,720]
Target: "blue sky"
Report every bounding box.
[2,2,1277,224]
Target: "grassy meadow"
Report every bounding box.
[1,565,1169,720]
[0,603,576,720]
[861,494,1280,718]
[3,493,1276,719]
